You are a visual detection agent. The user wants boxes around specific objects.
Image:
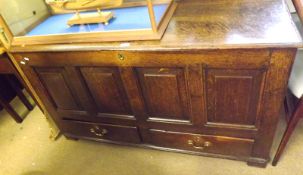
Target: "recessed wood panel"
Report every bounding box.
[136,68,190,121]
[206,69,265,127]
[80,67,132,115]
[35,68,79,110]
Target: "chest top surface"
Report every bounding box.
[11,0,303,52]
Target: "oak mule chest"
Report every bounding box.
[10,0,302,167]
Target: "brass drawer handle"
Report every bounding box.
[90,126,108,137]
[117,53,125,60]
[158,68,169,73]
[188,140,212,150]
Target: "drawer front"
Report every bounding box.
[63,120,141,144]
[147,129,254,157]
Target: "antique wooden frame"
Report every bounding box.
[0,0,177,46]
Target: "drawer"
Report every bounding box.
[147,129,254,157]
[63,120,141,144]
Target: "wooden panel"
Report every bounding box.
[11,47,295,167]
[187,64,206,125]
[0,55,15,74]
[147,129,254,157]
[248,49,297,167]
[63,120,141,143]
[205,69,266,128]
[35,67,80,111]
[16,50,270,69]
[80,67,132,115]
[136,67,191,121]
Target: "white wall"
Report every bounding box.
[0,0,49,35]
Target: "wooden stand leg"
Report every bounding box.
[14,72,42,112]
[65,135,79,141]
[285,89,298,122]
[247,159,268,168]
[272,96,303,166]
[5,75,34,111]
[284,98,289,120]
[0,95,23,123]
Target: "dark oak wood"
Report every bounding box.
[62,120,141,144]
[35,67,81,111]
[284,89,299,122]
[0,52,34,123]
[0,94,23,123]
[247,49,297,167]
[64,132,258,163]
[272,95,303,166]
[8,0,302,167]
[205,68,266,128]
[137,67,190,121]
[13,48,296,167]
[0,54,16,73]
[0,52,41,110]
[5,75,34,111]
[280,5,303,167]
[80,67,133,115]
[10,0,302,52]
[147,129,254,158]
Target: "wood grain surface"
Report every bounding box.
[8,0,302,168]
[10,0,302,52]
